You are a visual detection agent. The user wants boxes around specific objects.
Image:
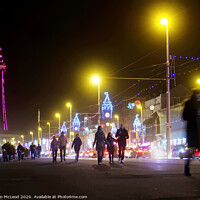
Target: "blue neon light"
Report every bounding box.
[61,122,67,135]
[102,92,113,119]
[127,102,135,109]
[151,85,154,88]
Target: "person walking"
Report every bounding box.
[93,126,105,165]
[58,132,67,162]
[51,136,59,162]
[17,143,24,161]
[106,132,117,164]
[115,124,129,163]
[30,142,36,160]
[183,90,200,176]
[72,134,82,162]
[37,144,42,158]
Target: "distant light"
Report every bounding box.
[138,93,140,96]
[120,102,122,104]
[151,85,154,88]
[91,76,100,84]
[185,56,188,59]
[197,58,199,60]
[116,104,119,107]
[0,48,2,51]
[172,73,175,77]
[0,55,2,58]
[174,55,177,58]
[191,57,194,60]
[197,79,200,84]
[180,56,182,58]
[160,18,168,25]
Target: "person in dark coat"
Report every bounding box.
[17,143,24,161]
[58,132,67,162]
[2,148,8,162]
[72,134,82,162]
[115,124,129,163]
[30,142,36,160]
[93,126,105,165]
[106,132,117,164]
[37,144,42,158]
[51,136,59,162]
[183,90,200,176]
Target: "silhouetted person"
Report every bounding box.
[72,134,82,162]
[51,136,59,162]
[37,144,42,158]
[58,132,67,162]
[2,148,8,162]
[93,126,105,165]
[30,142,36,160]
[17,143,24,161]
[115,124,129,163]
[183,90,200,176]
[106,132,117,164]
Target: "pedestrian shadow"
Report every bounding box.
[92,164,111,172]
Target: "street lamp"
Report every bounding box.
[21,135,24,144]
[91,75,101,126]
[55,113,61,134]
[47,122,51,139]
[114,115,119,129]
[66,103,72,155]
[30,131,33,142]
[38,127,42,143]
[137,105,144,143]
[160,18,171,158]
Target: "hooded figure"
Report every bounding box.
[93,126,105,165]
[183,90,200,176]
[115,124,129,163]
[72,134,82,161]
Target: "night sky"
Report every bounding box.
[0,0,200,133]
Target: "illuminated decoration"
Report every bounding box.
[127,102,135,109]
[102,92,113,119]
[60,122,67,135]
[0,49,8,131]
[111,123,117,135]
[133,114,142,135]
[173,55,200,60]
[73,113,80,132]
[106,122,110,126]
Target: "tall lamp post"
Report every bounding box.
[114,115,119,129]
[38,127,42,144]
[92,76,101,126]
[21,135,24,144]
[67,103,72,155]
[30,131,33,142]
[47,122,51,139]
[160,18,171,158]
[55,113,61,134]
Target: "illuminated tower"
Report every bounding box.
[73,113,80,132]
[0,48,8,130]
[102,92,113,119]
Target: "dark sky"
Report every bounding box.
[0,0,200,133]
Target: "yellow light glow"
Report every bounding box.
[197,79,200,84]
[30,131,33,135]
[114,115,119,119]
[38,127,42,131]
[55,113,60,118]
[47,122,50,125]
[66,103,71,107]
[160,18,168,25]
[137,105,142,109]
[21,135,24,138]
[70,132,74,135]
[91,76,100,84]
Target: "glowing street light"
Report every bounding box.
[66,103,72,155]
[30,131,33,142]
[197,79,200,84]
[21,135,24,144]
[160,17,171,158]
[91,75,101,126]
[47,122,51,139]
[114,115,119,129]
[55,113,61,134]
